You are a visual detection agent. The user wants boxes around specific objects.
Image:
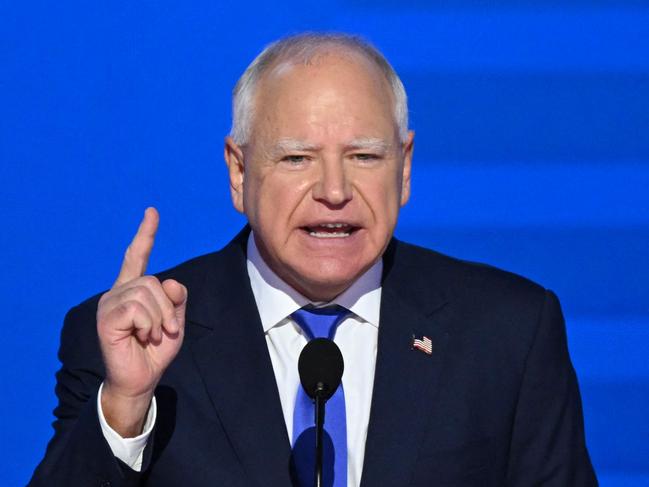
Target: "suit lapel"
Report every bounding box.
[188,230,293,486]
[360,241,456,486]
[183,233,461,486]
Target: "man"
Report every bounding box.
[31,33,597,486]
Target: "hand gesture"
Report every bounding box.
[97,208,187,436]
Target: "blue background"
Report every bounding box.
[1,1,648,485]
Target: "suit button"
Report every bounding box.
[100,481,111,487]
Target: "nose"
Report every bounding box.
[312,157,353,206]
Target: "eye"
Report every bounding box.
[351,153,382,163]
[281,155,308,165]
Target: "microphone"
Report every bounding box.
[298,338,344,401]
[297,338,344,487]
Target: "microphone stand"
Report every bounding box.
[314,382,326,487]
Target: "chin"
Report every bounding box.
[290,257,370,300]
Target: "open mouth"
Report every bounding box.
[301,223,360,238]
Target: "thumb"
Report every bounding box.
[162,279,188,331]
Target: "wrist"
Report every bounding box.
[101,382,154,438]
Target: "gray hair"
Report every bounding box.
[229,32,409,145]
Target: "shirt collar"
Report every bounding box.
[246,232,382,333]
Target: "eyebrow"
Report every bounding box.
[271,138,322,154]
[344,137,392,153]
[269,137,392,157]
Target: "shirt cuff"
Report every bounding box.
[97,382,156,471]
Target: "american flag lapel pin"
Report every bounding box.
[411,334,433,355]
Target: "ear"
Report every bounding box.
[400,131,414,206]
[224,136,245,213]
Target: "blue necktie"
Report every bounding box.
[291,306,350,487]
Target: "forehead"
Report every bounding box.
[250,52,397,141]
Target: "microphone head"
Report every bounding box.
[298,338,344,401]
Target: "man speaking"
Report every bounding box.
[31,33,597,486]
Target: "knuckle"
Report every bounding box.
[143,275,158,285]
[133,284,162,313]
[130,285,150,302]
[117,300,140,317]
[141,275,160,288]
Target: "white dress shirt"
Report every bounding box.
[99,233,382,486]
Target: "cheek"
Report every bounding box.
[247,174,310,229]
[359,172,403,221]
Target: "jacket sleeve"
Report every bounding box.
[505,290,598,486]
[28,299,145,487]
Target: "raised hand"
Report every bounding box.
[97,207,187,437]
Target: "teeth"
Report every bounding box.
[309,231,351,238]
[305,223,354,238]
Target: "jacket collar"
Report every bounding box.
[185,228,460,486]
[360,238,459,486]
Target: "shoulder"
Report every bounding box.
[58,252,215,363]
[64,229,249,348]
[71,228,249,316]
[68,251,220,315]
[387,239,564,363]
[389,238,546,292]
[386,238,551,321]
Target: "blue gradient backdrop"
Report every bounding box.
[1,1,648,485]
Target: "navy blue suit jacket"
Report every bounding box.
[30,228,597,486]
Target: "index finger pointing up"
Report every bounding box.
[114,207,160,287]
